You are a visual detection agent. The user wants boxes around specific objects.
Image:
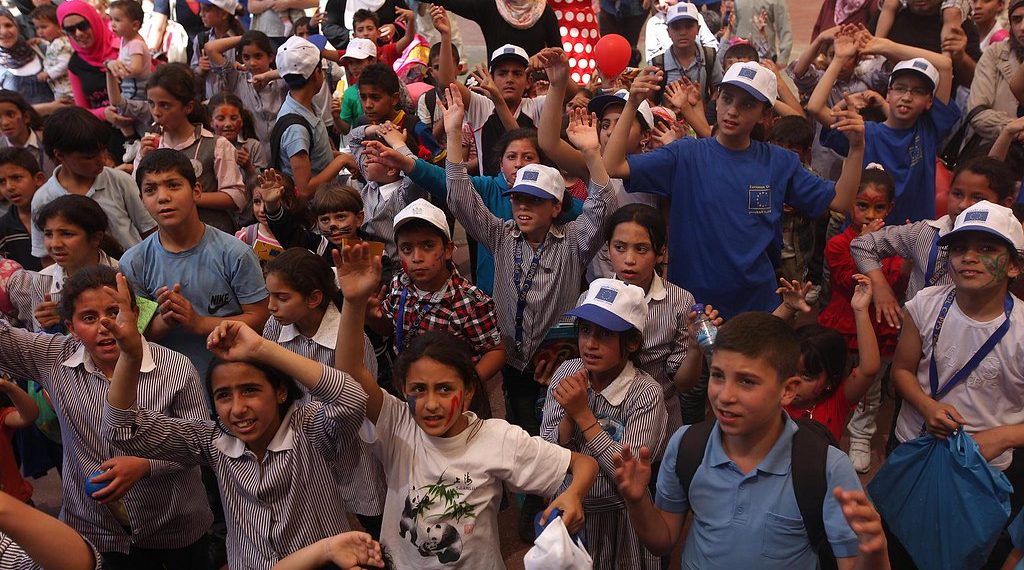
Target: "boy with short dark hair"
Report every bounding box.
[614,311,890,569]
[119,148,269,374]
[0,147,44,270]
[651,3,722,106]
[32,107,155,262]
[351,6,416,67]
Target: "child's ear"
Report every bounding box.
[33,171,45,186]
[457,62,467,75]
[192,182,203,201]
[552,199,563,220]
[355,210,366,226]
[780,375,801,406]
[306,289,324,310]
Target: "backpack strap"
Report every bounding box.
[702,46,717,103]
[425,89,438,123]
[674,419,715,498]
[651,53,668,106]
[269,113,315,171]
[791,418,839,569]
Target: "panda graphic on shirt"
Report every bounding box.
[398,471,477,564]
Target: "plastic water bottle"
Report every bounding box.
[85,469,132,533]
[692,303,717,353]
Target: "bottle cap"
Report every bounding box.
[692,303,705,314]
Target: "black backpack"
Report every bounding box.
[269,113,315,171]
[675,418,839,570]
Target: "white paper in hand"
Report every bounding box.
[523,515,593,570]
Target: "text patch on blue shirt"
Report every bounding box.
[748,186,772,214]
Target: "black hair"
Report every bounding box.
[135,148,197,189]
[109,0,144,24]
[714,312,800,380]
[147,63,209,128]
[28,4,57,24]
[428,41,461,67]
[489,127,547,175]
[768,116,815,152]
[723,42,760,63]
[358,63,401,96]
[207,92,258,140]
[352,8,380,28]
[237,30,275,61]
[59,264,137,323]
[265,247,342,312]
[795,324,848,396]
[603,203,668,254]
[204,358,304,429]
[858,105,888,124]
[860,167,896,202]
[42,107,109,159]
[954,156,1018,204]
[392,331,490,419]
[293,15,316,34]
[395,218,450,246]
[0,146,41,176]
[283,62,323,90]
[0,90,43,132]
[35,194,123,259]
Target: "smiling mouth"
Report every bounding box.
[96,338,116,347]
[233,418,257,433]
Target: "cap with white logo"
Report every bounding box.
[276,36,321,81]
[938,201,1024,252]
[489,44,530,70]
[889,58,940,95]
[587,89,656,130]
[719,61,777,103]
[666,2,700,24]
[504,164,565,203]
[343,37,378,61]
[199,0,239,14]
[393,199,451,241]
[567,278,648,333]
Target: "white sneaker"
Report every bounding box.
[849,444,871,473]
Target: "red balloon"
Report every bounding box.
[593,34,631,79]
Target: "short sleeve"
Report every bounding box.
[229,245,270,305]
[624,142,682,198]
[122,39,147,57]
[360,390,415,462]
[520,95,547,124]
[280,124,312,160]
[819,126,850,157]
[654,426,691,513]
[416,95,431,125]
[153,0,170,15]
[502,425,572,498]
[822,446,863,558]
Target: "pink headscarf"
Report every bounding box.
[57,0,119,69]
[496,0,547,30]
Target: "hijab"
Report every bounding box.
[0,9,38,70]
[496,0,547,30]
[57,0,119,69]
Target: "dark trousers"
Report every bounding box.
[598,11,648,67]
[102,534,210,570]
[503,365,542,436]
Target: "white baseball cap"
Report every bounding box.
[587,89,656,130]
[504,164,564,203]
[719,61,777,104]
[938,201,1024,253]
[889,58,940,95]
[343,37,378,61]
[666,2,700,24]
[567,279,648,333]
[490,44,530,70]
[393,199,451,241]
[276,36,321,80]
[199,0,238,14]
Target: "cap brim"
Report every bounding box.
[489,54,529,70]
[587,94,625,116]
[504,185,559,201]
[666,15,699,24]
[889,69,936,94]
[566,305,634,332]
[343,52,372,60]
[937,226,1017,249]
[718,80,771,103]
[394,217,451,240]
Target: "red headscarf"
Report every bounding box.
[57,0,119,69]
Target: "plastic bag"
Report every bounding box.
[524,514,593,570]
[868,430,1012,569]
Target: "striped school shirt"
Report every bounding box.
[0,320,213,554]
[540,359,667,512]
[359,176,427,266]
[262,304,386,517]
[103,365,367,570]
[0,532,103,570]
[446,161,614,371]
[850,216,953,301]
[4,252,119,331]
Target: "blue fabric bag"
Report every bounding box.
[868,430,1013,569]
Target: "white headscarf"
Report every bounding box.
[496,0,547,30]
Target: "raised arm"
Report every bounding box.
[806,30,856,127]
[536,48,589,180]
[0,492,98,570]
[828,96,866,213]
[0,376,38,429]
[861,34,954,104]
[604,67,663,178]
[392,7,417,56]
[844,275,881,404]
[614,444,687,555]
[204,35,242,67]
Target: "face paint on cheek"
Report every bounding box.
[446,391,462,425]
[980,252,1010,284]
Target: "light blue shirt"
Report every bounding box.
[656,416,862,568]
[276,94,334,179]
[119,225,268,373]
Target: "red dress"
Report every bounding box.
[550,0,598,84]
[785,377,855,442]
[818,226,907,357]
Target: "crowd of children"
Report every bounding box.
[0,0,1021,568]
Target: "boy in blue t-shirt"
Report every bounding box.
[613,312,889,569]
[807,27,959,225]
[604,62,866,318]
[119,149,269,373]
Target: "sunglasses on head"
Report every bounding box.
[62,20,91,35]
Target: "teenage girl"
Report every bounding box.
[102,271,368,569]
[137,63,247,234]
[205,31,286,143]
[540,278,667,569]
[261,247,388,538]
[334,242,598,568]
[192,0,244,98]
[0,90,53,178]
[0,265,213,566]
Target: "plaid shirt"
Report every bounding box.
[382,268,502,358]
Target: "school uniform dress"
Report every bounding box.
[0,322,213,556]
[541,360,667,569]
[261,305,387,519]
[850,215,954,301]
[4,252,119,332]
[103,365,367,570]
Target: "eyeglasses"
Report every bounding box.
[62,20,91,35]
[889,85,931,97]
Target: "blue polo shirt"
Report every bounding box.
[625,137,835,318]
[820,97,960,225]
[277,94,335,179]
[656,416,863,568]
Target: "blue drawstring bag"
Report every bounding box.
[868,430,1013,569]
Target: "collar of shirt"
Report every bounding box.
[51,165,107,195]
[377,179,403,203]
[595,361,638,406]
[646,274,668,303]
[214,403,298,458]
[926,214,953,235]
[39,251,117,294]
[277,303,340,349]
[398,267,458,301]
[510,222,566,240]
[61,337,156,374]
[165,126,215,151]
[283,93,323,124]
[665,46,704,75]
[705,414,797,475]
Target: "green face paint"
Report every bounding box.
[980,251,1010,285]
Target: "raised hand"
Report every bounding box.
[833,487,887,557]
[614,444,653,503]
[256,168,286,210]
[537,47,570,86]
[438,84,466,136]
[376,120,409,149]
[469,64,502,101]
[362,140,415,173]
[565,108,601,152]
[833,27,858,60]
[628,67,663,105]
[940,25,967,56]
[100,273,143,361]
[776,278,814,314]
[332,242,383,304]
[650,120,679,148]
[849,273,873,313]
[430,5,451,36]
[831,93,865,148]
[206,321,266,362]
